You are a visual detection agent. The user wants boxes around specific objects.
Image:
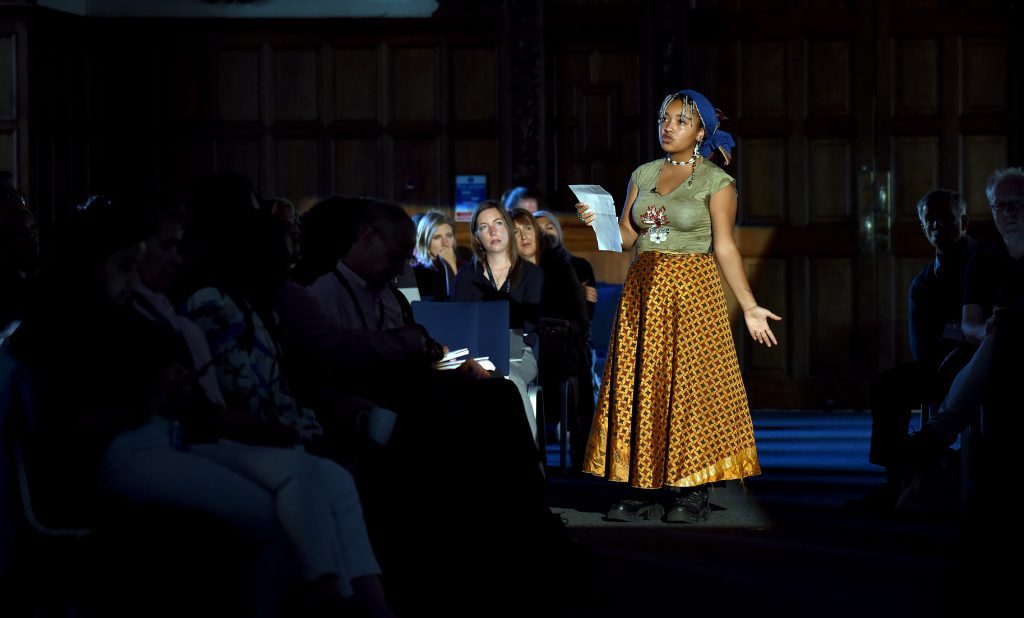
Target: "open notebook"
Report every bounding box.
[431,348,496,372]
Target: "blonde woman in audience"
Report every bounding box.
[412,210,460,301]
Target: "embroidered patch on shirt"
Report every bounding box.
[641,204,669,244]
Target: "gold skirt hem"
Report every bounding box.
[584,446,761,489]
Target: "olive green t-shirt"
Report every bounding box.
[629,158,736,255]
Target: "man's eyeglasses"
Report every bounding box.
[990,199,1024,214]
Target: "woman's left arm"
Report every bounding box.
[710,185,783,347]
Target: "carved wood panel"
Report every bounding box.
[962,38,1007,114]
[892,136,939,220]
[334,138,381,198]
[216,139,262,187]
[0,33,14,120]
[392,47,438,123]
[808,139,851,222]
[274,139,319,206]
[809,258,855,373]
[807,41,851,116]
[894,39,939,116]
[334,47,379,121]
[962,135,1007,218]
[740,138,786,221]
[273,49,318,122]
[393,137,439,206]
[451,48,496,122]
[216,48,260,123]
[742,42,786,118]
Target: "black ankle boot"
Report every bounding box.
[665,486,709,523]
[606,499,665,522]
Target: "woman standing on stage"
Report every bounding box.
[576,89,781,523]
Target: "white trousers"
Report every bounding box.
[509,346,539,439]
[98,417,380,609]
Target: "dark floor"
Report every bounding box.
[539,409,967,617]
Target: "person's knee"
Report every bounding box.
[315,457,358,496]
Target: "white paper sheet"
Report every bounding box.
[569,184,622,253]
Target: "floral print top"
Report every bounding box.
[185,287,323,441]
[629,158,735,255]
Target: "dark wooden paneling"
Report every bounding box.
[892,136,939,219]
[807,40,851,115]
[808,138,851,221]
[273,49,318,121]
[962,135,1006,218]
[742,42,785,117]
[217,48,261,122]
[962,38,1007,114]
[453,138,498,195]
[809,258,855,373]
[392,47,438,122]
[275,138,319,205]
[577,86,617,158]
[740,0,787,10]
[166,41,202,122]
[554,52,588,118]
[216,139,262,187]
[393,137,439,206]
[740,138,786,221]
[894,39,939,115]
[550,45,645,214]
[595,52,640,117]
[0,33,14,119]
[0,129,13,174]
[334,138,381,197]
[451,47,496,121]
[335,47,379,121]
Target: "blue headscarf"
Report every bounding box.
[678,89,735,165]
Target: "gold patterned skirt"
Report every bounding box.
[582,250,760,489]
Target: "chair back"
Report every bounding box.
[0,343,91,542]
[411,300,511,376]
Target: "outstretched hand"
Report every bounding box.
[743,306,782,347]
[575,202,596,227]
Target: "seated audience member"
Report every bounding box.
[131,195,310,449]
[511,208,594,471]
[172,171,261,303]
[282,196,582,610]
[850,189,982,512]
[411,210,461,301]
[261,196,302,268]
[534,209,602,403]
[183,206,324,444]
[911,168,1024,450]
[11,194,395,617]
[501,185,541,213]
[453,200,544,436]
[534,210,598,318]
[280,197,442,378]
